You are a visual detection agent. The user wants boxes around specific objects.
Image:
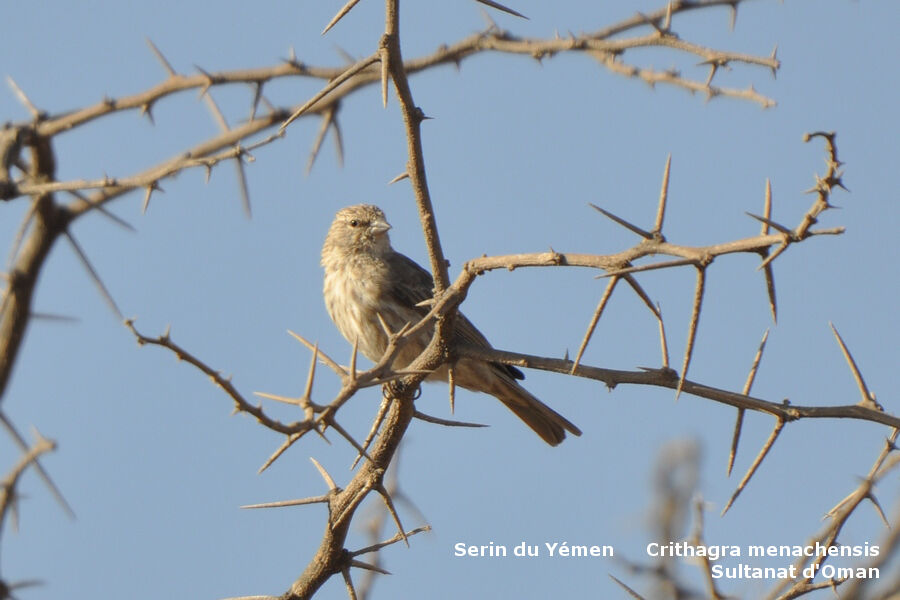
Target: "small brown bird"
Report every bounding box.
[321,204,580,445]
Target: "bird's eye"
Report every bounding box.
[349,219,360,227]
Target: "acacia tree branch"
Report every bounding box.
[0,2,884,599]
[456,344,899,429]
[0,0,778,411]
[613,433,899,599]
[0,131,61,404]
[766,430,900,599]
[0,2,773,142]
[0,431,56,544]
[114,130,897,599]
[279,0,459,595]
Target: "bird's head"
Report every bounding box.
[324,204,393,258]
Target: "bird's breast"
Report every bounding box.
[323,260,390,361]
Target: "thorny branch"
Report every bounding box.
[120,129,896,599]
[614,435,899,599]
[0,0,780,417]
[0,430,56,596]
[2,3,778,200]
[1,1,894,599]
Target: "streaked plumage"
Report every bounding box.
[322,204,580,445]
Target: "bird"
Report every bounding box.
[321,204,581,445]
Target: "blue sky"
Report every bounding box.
[1,1,898,599]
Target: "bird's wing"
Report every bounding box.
[384,251,525,381]
[383,252,436,311]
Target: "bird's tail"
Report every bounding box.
[491,377,581,446]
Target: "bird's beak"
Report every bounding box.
[370,218,391,234]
